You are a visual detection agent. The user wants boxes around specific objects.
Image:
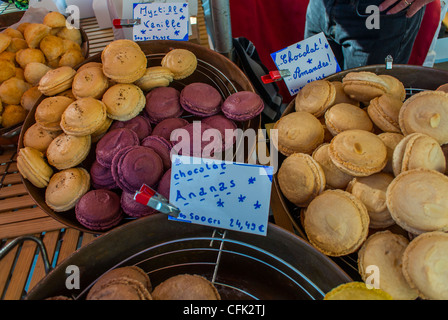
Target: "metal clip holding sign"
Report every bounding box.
[134,184,180,218]
[261,69,291,84]
[112,19,141,29]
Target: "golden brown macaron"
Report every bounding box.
[294,80,336,117]
[17,147,53,188]
[38,66,77,96]
[35,96,74,131]
[1,104,28,128]
[152,274,220,300]
[329,129,388,177]
[277,153,326,207]
[342,71,389,104]
[303,189,370,257]
[358,230,418,300]
[347,173,395,229]
[377,132,404,174]
[0,77,32,105]
[46,132,91,170]
[367,93,403,133]
[274,111,324,156]
[45,167,90,212]
[331,81,360,106]
[134,66,174,91]
[398,90,448,145]
[379,75,406,101]
[386,168,448,235]
[324,103,373,136]
[23,123,61,153]
[392,132,446,176]
[101,83,146,121]
[23,23,51,49]
[312,143,353,190]
[87,277,152,300]
[21,86,42,111]
[60,97,108,136]
[72,66,109,99]
[402,231,448,300]
[161,48,197,80]
[324,282,393,300]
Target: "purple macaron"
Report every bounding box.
[109,116,152,141]
[75,189,123,231]
[141,135,172,170]
[157,168,171,200]
[95,128,140,168]
[221,91,264,121]
[111,145,164,193]
[180,83,222,117]
[202,114,237,150]
[120,190,156,218]
[145,87,183,123]
[90,160,117,190]
[151,117,189,142]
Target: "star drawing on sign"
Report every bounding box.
[238,195,246,203]
[296,44,301,50]
[217,199,224,207]
[248,177,256,185]
[254,201,261,210]
[140,30,146,34]
[180,15,186,20]
[307,58,312,64]
[174,30,180,36]
[325,43,329,49]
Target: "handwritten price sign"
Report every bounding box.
[133,2,189,41]
[168,155,273,236]
[270,32,341,96]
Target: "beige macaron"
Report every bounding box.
[342,71,389,104]
[347,173,395,229]
[35,96,74,131]
[312,143,353,189]
[274,111,324,156]
[402,231,448,300]
[134,66,174,91]
[386,168,448,235]
[377,132,404,174]
[398,90,448,145]
[358,230,418,300]
[379,75,406,101]
[46,132,91,170]
[161,48,198,80]
[60,97,108,136]
[331,81,360,106]
[324,103,373,136]
[23,123,61,154]
[71,65,109,100]
[45,167,90,212]
[277,153,326,207]
[38,66,77,96]
[152,274,220,300]
[294,80,336,117]
[102,83,147,121]
[329,129,388,177]
[17,147,54,189]
[303,189,370,257]
[367,93,403,133]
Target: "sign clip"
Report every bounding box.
[134,184,180,218]
[113,19,141,29]
[261,69,291,84]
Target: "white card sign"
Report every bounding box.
[270,32,341,96]
[169,155,273,236]
[133,2,189,41]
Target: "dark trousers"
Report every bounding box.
[305,0,425,69]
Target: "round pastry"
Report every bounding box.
[274,111,324,156]
[35,96,74,131]
[367,94,403,133]
[151,117,189,142]
[294,80,336,117]
[102,83,146,121]
[86,277,152,300]
[221,91,264,121]
[101,39,147,83]
[6,37,28,53]
[0,59,16,82]
[179,83,222,117]
[109,116,152,141]
[402,231,448,300]
[398,90,448,145]
[17,147,53,188]
[120,190,156,218]
[43,11,67,28]
[45,167,90,212]
[152,274,220,300]
[303,189,370,256]
[347,173,395,229]
[171,122,222,158]
[23,23,51,49]
[0,77,32,105]
[358,231,418,300]
[377,132,404,174]
[0,33,12,53]
[324,103,373,136]
[161,48,197,80]
[75,189,123,231]
[58,48,85,68]
[331,81,360,106]
[15,48,46,69]
[72,65,109,99]
[38,66,77,96]
[46,133,91,170]
[39,35,64,61]
[328,129,388,177]
[342,71,390,104]
[312,143,353,190]
[277,153,326,207]
[141,135,172,170]
[60,97,108,136]
[386,168,448,235]
[23,123,61,153]
[95,128,139,168]
[202,114,237,150]
[134,66,174,91]
[2,27,23,39]
[157,168,171,200]
[77,62,103,72]
[90,159,117,190]
[1,104,28,128]
[111,145,164,193]
[378,75,406,101]
[392,132,446,176]
[324,282,393,300]
[24,62,52,87]
[57,27,82,46]
[145,86,183,123]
